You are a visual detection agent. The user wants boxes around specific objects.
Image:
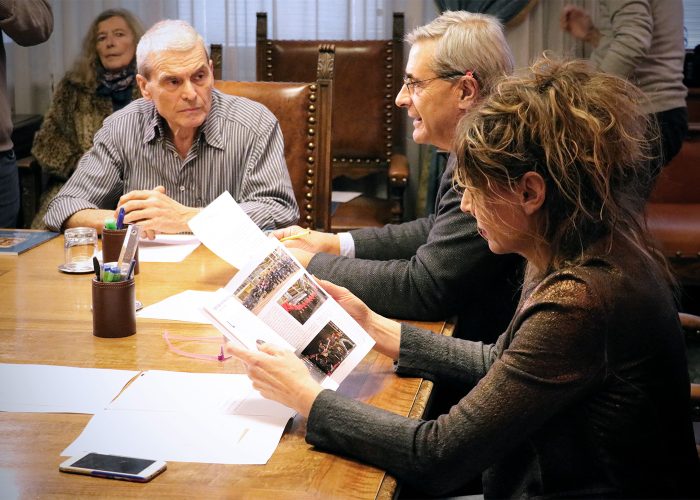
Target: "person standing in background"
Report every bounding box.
[31,9,144,229]
[561,0,687,187]
[0,0,53,228]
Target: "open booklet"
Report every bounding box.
[189,192,375,390]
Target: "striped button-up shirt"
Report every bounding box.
[44,89,299,231]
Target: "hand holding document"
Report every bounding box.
[189,192,375,390]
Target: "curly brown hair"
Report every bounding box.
[454,54,672,284]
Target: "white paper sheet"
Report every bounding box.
[62,371,294,464]
[137,290,217,323]
[108,370,294,419]
[137,234,201,262]
[0,364,138,414]
[188,191,275,269]
[62,410,289,464]
[331,191,362,203]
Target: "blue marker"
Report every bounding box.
[116,207,126,230]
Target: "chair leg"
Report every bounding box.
[17,157,41,229]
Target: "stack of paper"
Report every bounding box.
[63,370,294,465]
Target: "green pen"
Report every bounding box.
[102,266,114,282]
[104,218,117,230]
[103,264,117,282]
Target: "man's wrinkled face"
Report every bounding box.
[138,45,213,136]
[395,40,464,150]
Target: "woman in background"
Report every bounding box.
[228,56,699,498]
[31,8,144,228]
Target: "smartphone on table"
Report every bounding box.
[59,452,166,482]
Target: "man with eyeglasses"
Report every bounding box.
[273,11,522,343]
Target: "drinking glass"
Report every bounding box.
[62,227,97,273]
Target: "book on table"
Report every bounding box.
[189,192,375,390]
[0,229,59,256]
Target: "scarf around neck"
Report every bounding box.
[96,60,137,110]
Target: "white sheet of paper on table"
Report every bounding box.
[137,289,217,324]
[0,364,138,414]
[61,370,294,465]
[107,370,294,419]
[61,409,289,464]
[137,234,201,262]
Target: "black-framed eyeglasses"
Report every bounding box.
[402,72,463,94]
[402,70,479,95]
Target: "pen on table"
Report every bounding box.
[279,229,311,243]
[116,207,126,230]
[92,256,101,281]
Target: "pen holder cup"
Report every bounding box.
[102,226,139,275]
[92,278,137,338]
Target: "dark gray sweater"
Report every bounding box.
[307,239,699,498]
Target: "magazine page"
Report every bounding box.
[192,192,375,390]
[188,191,275,269]
[214,244,374,389]
[206,288,295,353]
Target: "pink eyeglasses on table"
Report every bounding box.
[162,330,232,362]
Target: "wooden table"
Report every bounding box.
[0,237,454,499]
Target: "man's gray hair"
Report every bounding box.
[406,11,514,95]
[136,19,207,79]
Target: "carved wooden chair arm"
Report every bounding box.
[388,154,409,187]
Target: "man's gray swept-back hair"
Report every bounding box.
[136,19,207,79]
[406,10,514,95]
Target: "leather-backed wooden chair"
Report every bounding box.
[12,114,44,228]
[16,156,42,229]
[646,132,700,286]
[255,12,409,231]
[213,44,334,232]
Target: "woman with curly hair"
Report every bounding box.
[31,9,144,228]
[228,55,700,498]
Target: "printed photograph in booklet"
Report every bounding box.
[277,274,327,326]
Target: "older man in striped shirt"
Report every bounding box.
[44,19,298,238]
